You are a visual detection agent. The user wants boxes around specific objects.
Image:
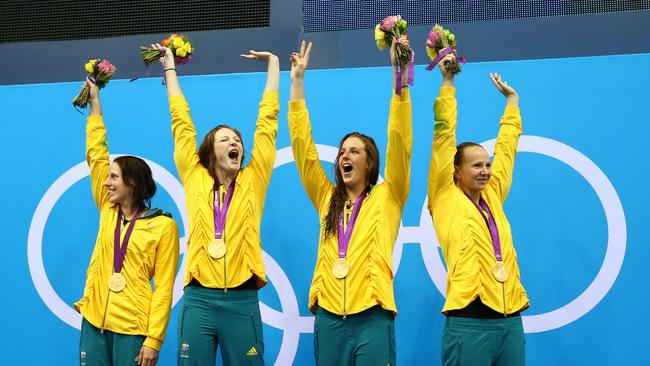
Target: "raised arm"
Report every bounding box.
[487,73,522,203]
[153,44,199,185]
[287,41,333,210]
[85,79,110,209]
[240,51,280,187]
[427,54,459,212]
[384,41,413,208]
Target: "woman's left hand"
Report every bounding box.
[490,73,519,106]
[137,345,159,366]
[241,50,279,64]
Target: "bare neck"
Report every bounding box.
[216,169,237,188]
[120,201,140,220]
[345,184,366,203]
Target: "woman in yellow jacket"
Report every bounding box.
[153,44,279,365]
[427,54,530,366]
[288,41,412,366]
[75,79,180,366]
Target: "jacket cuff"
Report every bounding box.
[289,99,306,112]
[439,86,456,98]
[143,337,162,351]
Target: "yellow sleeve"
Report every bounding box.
[489,105,522,203]
[86,115,110,209]
[384,89,412,208]
[143,219,180,351]
[170,95,200,185]
[427,86,458,213]
[247,91,279,188]
[287,99,334,211]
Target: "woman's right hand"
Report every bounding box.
[86,77,102,115]
[86,77,99,102]
[151,43,175,70]
[290,41,312,81]
[439,53,456,86]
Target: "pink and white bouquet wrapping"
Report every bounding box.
[374,15,414,95]
[424,25,466,74]
[72,59,116,109]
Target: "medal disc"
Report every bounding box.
[208,238,226,259]
[108,272,126,292]
[492,261,509,283]
[332,258,350,279]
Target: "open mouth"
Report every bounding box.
[342,163,353,174]
[228,149,239,160]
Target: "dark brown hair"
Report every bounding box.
[323,132,380,238]
[453,142,483,184]
[113,156,156,210]
[198,125,245,187]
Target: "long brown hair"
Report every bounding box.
[197,124,245,187]
[323,132,380,238]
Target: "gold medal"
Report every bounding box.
[492,260,509,283]
[108,272,126,292]
[332,258,350,279]
[208,238,226,259]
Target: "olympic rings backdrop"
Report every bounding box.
[2,52,648,365]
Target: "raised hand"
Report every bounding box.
[290,41,312,81]
[439,53,456,86]
[489,73,519,106]
[86,77,102,115]
[242,50,280,93]
[151,43,175,70]
[240,50,279,64]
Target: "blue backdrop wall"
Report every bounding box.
[1,52,647,365]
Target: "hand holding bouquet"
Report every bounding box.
[375,15,414,94]
[72,59,116,109]
[425,25,465,74]
[139,34,193,66]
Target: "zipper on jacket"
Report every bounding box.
[223,254,228,293]
[342,278,347,320]
[501,283,507,317]
[100,289,112,333]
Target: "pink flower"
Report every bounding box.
[97,60,113,74]
[427,30,440,48]
[381,16,399,32]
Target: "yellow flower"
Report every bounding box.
[426,47,438,62]
[183,42,192,54]
[176,47,187,57]
[172,37,185,49]
[84,62,94,73]
[375,24,388,50]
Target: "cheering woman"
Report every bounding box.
[427,54,529,366]
[154,44,279,365]
[288,41,412,366]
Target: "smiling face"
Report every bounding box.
[211,127,243,175]
[454,145,492,196]
[104,162,133,206]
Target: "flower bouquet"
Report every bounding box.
[72,59,116,109]
[424,25,465,74]
[374,15,414,94]
[139,34,193,66]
